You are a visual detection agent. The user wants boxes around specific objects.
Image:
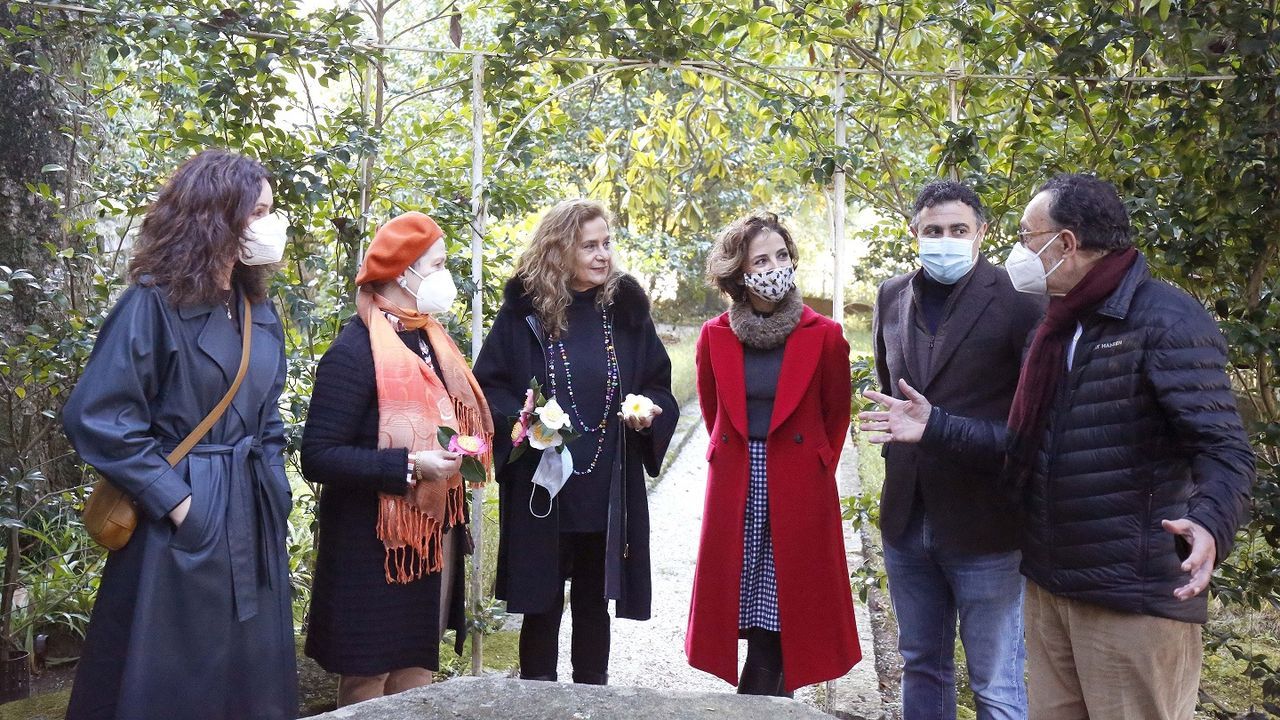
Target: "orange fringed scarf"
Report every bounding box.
[357,289,494,584]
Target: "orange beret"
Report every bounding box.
[355,212,444,286]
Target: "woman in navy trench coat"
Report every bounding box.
[62,150,296,720]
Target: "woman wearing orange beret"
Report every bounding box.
[300,212,493,706]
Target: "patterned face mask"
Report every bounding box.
[743,265,796,303]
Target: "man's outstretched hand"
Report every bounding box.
[858,378,932,444]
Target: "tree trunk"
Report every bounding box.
[0,5,93,503]
[0,5,71,286]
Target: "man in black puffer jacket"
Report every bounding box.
[860,174,1253,720]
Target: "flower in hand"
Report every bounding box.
[528,420,565,450]
[435,428,490,486]
[620,393,661,431]
[506,379,580,466]
[622,393,654,420]
[510,418,530,446]
[448,434,489,456]
[535,398,571,432]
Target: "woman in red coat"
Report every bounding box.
[685,212,860,696]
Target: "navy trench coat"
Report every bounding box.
[473,275,678,620]
[62,283,296,720]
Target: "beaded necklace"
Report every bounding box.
[545,306,619,476]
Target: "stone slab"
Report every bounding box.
[309,676,835,720]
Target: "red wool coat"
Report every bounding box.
[685,306,861,691]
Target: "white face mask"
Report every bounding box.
[742,265,796,303]
[240,213,288,266]
[529,445,574,518]
[399,265,457,315]
[919,236,977,285]
[1005,232,1065,295]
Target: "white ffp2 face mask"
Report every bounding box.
[240,213,288,266]
[1005,232,1064,295]
[400,265,458,315]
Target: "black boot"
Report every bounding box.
[572,671,608,685]
[519,673,558,682]
[736,664,781,695]
[775,674,793,699]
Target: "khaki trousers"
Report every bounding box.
[1025,581,1202,720]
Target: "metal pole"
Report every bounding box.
[468,50,487,677]
[831,70,847,333]
[827,72,847,704]
[948,44,964,181]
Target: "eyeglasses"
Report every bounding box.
[1015,228,1063,245]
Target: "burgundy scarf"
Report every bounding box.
[1005,247,1139,487]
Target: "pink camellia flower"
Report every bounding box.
[510,418,530,446]
[448,434,489,457]
[520,388,537,421]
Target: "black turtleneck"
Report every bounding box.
[915,270,957,335]
[743,309,785,440]
[548,287,620,532]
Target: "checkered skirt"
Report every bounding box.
[739,439,780,631]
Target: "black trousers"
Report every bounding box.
[518,532,610,683]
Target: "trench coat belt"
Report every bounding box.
[165,436,278,622]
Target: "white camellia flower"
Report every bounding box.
[535,398,571,432]
[621,393,655,421]
[527,421,564,450]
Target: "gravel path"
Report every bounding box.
[548,408,883,717]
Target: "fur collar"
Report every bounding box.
[729,289,803,349]
[501,273,652,328]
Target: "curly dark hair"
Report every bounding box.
[910,180,987,227]
[129,149,274,305]
[705,212,799,303]
[1036,173,1133,252]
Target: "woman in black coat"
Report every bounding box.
[62,149,296,719]
[472,199,678,685]
[301,212,490,706]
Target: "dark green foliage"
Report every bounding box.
[0,2,1275,715]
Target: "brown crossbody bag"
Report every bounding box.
[83,299,253,551]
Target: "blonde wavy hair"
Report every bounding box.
[516,199,622,338]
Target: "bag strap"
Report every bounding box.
[164,297,253,466]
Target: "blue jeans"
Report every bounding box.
[884,510,1027,720]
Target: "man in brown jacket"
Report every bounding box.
[872,180,1044,719]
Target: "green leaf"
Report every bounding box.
[436,426,458,449]
[460,457,486,484]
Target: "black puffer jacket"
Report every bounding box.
[924,253,1253,624]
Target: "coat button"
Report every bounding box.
[720,433,728,443]
[794,433,803,444]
